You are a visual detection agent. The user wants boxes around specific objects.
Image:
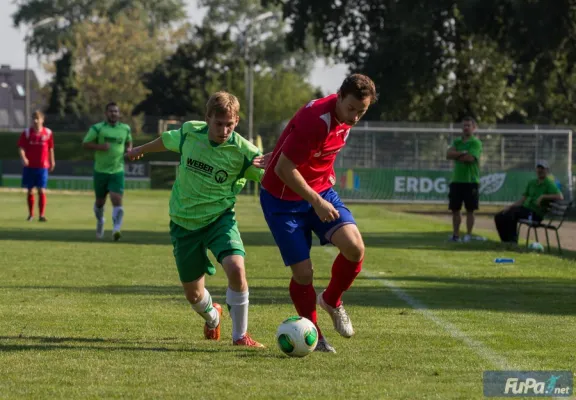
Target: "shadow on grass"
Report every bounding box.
[0,335,272,355]
[2,227,571,254]
[2,275,576,315]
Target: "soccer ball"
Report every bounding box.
[276,316,318,357]
[528,242,544,252]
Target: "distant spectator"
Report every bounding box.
[445,116,483,242]
[494,160,563,244]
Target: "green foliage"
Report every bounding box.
[266,0,576,124]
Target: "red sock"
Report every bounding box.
[322,253,363,308]
[289,279,322,338]
[39,192,47,217]
[27,193,34,216]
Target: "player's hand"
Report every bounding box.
[49,162,55,172]
[536,196,543,206]
[21,158,29,167]
[252,152,272,169]
[100,143,110,151]
[313,199,340,223]
[126,147,144,161]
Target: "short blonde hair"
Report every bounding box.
[32,110,45,119]
[206,91,240,118]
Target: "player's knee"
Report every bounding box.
[222,257,246,286]
[184,287,203,304]
[291,262,314,285]
[342,240,365,262]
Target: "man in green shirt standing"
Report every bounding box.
[494,160,563,243]
[82,102,132,241]
[126,91,267,348]
[446,117,483,242]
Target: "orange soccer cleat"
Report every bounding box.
[233,333,265,348]
[203,303,223,340]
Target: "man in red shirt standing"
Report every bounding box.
[17,110,55,221]
[260,74,378,353]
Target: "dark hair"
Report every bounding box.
[338,74,378,104]
[105,102,118,111]
[462,116,477,125]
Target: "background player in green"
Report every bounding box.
[494,160,563,243]
[82,102,132,241]
[126,91,268,347]
[446,116,483,242]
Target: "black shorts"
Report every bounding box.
[448,182,479,211]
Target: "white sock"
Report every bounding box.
[226,288,249,341]
[94,204,104,222]
[191,288,219,328]
[112,206,124,231]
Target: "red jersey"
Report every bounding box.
[262,94,351,200]
[18,127,54,169]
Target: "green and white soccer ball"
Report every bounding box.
[529,242,544,252]
[276,316,318,357]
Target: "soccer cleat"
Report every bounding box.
[96,219,105,239]
[26,216,34,221]
[113,231,121,241]
[314,337,336,353]
[448,235,460,242]
[317,291,355,338]
[204,303,222,340]
[462,234,471,243]
[233,333,265,348]
[39,216,47,222]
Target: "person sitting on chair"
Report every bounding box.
[494,160,563,244]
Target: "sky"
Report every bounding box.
[0,0,348,94]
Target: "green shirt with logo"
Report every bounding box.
[162,120,263,231]
[522,178,561,216]
[451,136,483,183]
[83,122,132,174]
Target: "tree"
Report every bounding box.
[71,11,186,130]
[199,0,316,76]
[265,0,576,124]
[12,0,187,116]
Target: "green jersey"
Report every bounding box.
[522,178,561,216]
[162,120,263,231]
[83,121,132,174]
[451,136,482,183]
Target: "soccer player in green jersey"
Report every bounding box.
[82,102,132,241]
[126,91,267,347]
[446,116,483,242]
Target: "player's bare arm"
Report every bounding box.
[83,141,110,151]
[446,146,465,160]
[252,152,272,169]
[126,137,167,160]
[536,193,563,206]
[275,153,340,222]
[18,147,29,166]
[49,148,56,172]
[503,196,526,213]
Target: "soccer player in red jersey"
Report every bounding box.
[260,74,378,353]
[17,110,55,222]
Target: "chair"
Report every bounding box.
[517,201,573,254]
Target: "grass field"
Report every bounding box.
[1,190,575,399]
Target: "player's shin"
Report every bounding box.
[112,206,124,232]
[191,288,219,328]
[93,203,104,222]
[289,278,322,337]
[226,287,248,341]
[323,253,363,308]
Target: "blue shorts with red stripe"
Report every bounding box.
[259,187,356,266]
[21,167,48,189]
